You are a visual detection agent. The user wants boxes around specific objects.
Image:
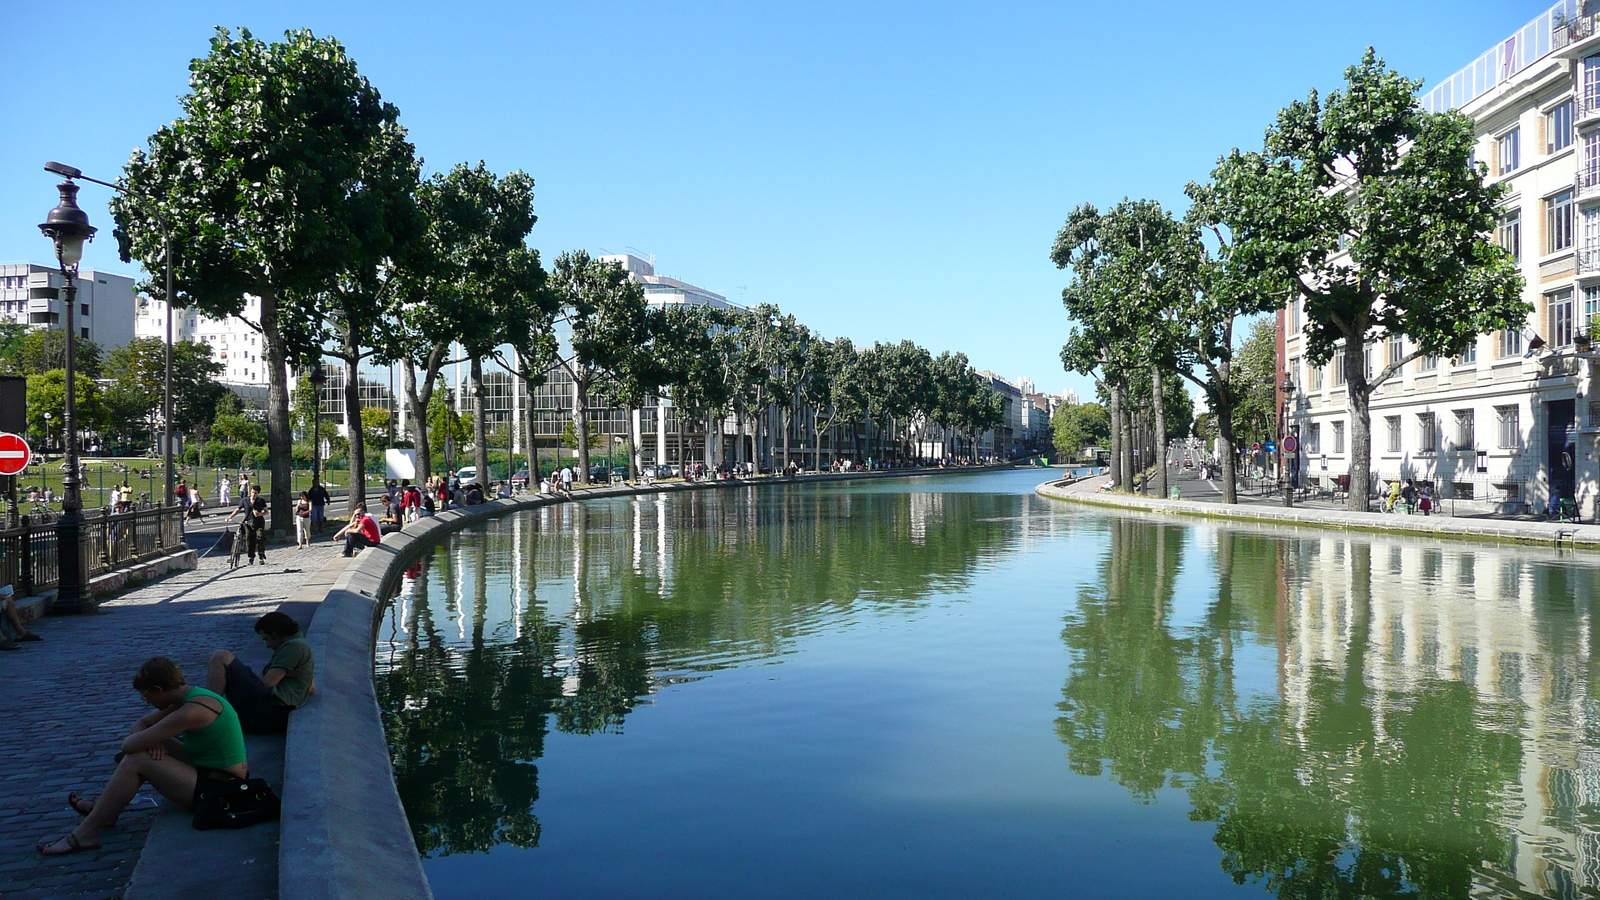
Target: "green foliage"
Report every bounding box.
[0,329,104,379]
[212,413,267,446]
[103,337,226,436]
[1231,318,1279,446]
[361,406,392,452]
[560,420,603,452]
[25,370,105,447]
[1052,403,1110,459]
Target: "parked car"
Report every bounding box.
[510,468,530,488]
[456,466,477,483]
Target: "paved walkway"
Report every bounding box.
[0,536,348,900]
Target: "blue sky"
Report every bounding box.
[0,1,1546,399]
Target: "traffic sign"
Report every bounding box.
[0,433,31,476]
[1283,435,1299,454]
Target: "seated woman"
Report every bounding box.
[207,611,316,734]
[39,657,247,855]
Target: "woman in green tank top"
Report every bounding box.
[38,657,250,856]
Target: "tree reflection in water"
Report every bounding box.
[375,485,1020,857]
[1056,520,1588,898]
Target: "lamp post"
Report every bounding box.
[1280,374,1296,509]
[309,365,326,489]
[44,162,177,510]
[39,179,97,613]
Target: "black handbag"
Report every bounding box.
[191,776,281,830]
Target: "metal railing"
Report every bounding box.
[0,505,184,596]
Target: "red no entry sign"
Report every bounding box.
[0,433,31,476]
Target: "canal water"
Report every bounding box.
[375,468,1600,899]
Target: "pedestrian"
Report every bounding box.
[1401,479,1417,514]
[1419,483,1433,516]
[308,481,330,534]
[226,484,269,564]
[294,491,312,548]
[220,475,232,507]
[206,611,316,734]
[560,466,573,493]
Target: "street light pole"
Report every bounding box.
[39,179,97,613]
[45,162,176,510]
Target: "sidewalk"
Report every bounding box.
[1044,468,1600,548]
[0,535,348,899]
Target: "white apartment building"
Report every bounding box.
[1284,1,1600,516]
[0,263,136,350]
[134,294,271,387]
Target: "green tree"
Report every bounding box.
[361,406,392,454]
[104,337,226,440]
[1051,403,1110,461]
[26,370,105,450]
[426,397,472,472]
[549,252,647,483]
[0,329,103,379]
[1203,49,1525,510]
[115,27,416,533]
[1232,318,1280,451]
[213,413,268,446]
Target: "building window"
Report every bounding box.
[1456,341,1478,365]
[1418,413,1438,453]
[1496,406,1521,449]
[1590,401,1600,428]
[1364,344,1374,380]
[1306,422,1321,454]
[1387,334,1405,366]
[1498,208,1522,262]
[1307,359,1322,391]
[1331,347,1346,386]
[1549,99,1575,153]
[1419,355,1438,372]
[1387,415,1402,453]
[1333,420,1345,454]
[1498,129,1520,174]
[1454,409,1475,451]
[1499,329,1524,358]
[1549,287,1575,347]
[1586,284,1600,332]
[1548,189,1576,253]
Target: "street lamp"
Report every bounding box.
[1280,374,1296,509]
[45,162,177,510]
[309,365,326,489]
[39,179,97,613]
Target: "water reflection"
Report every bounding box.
[375,482,1049,857]
[1060,519,1600,897]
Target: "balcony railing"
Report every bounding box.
[1540,353,1581,379]
[1579,246,1600,276]
[1556,11,1600,51]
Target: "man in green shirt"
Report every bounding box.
[206,611,316,733]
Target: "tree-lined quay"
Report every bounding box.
[1053,50,1526,511]
[19,27,1018,540]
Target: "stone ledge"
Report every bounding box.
[280,465,1015,900]
[1036,478,1600,550]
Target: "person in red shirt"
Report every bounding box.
[333,503,382,558]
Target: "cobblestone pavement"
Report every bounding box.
[0,538,343,899]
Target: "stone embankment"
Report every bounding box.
[1038,472,1600,550]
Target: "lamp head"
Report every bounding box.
[1280,375,1294,394]
[39,180,96,268]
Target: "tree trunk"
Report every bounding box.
[1346,348,1373,512]
[1119,384,1134,492]
[470,356,489,490]
[343,325,365,510]
[1108,382,1123,488]
[626,404,640,480]
[1152,365,1167,499]
[1217,403,1238,505]
[573,372,592,484]
[260,290,294,535]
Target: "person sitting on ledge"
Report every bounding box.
[206,611,315,734]
[376,495,403,535]
[333,503,381,558]
[0,584,43,651]
[39,656,248,856]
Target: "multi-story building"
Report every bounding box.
[0,263,136,351]
[1283,1,1600,516]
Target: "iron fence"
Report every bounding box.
[0,505,184,596]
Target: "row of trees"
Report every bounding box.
[108,28,1004,533]
[1053,50,1526,510]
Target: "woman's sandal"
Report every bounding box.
[67,792,95,815]
[37,833,100,856]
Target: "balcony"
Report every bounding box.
[1557,12,1600,53]
[1539,353,1581,380]
[1580,168,1600,201]
[1582,94,1600,128]
[1579,246,1600,278]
